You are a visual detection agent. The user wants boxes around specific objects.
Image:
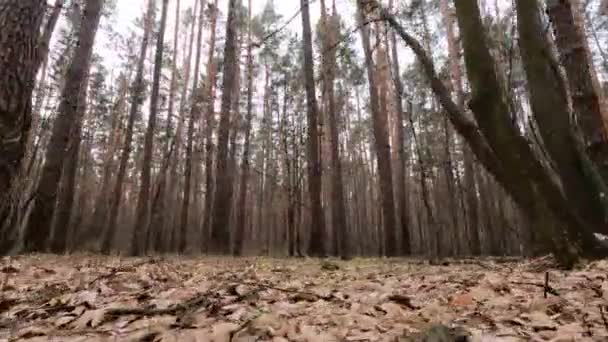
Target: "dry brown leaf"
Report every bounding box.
[70,308,107,329]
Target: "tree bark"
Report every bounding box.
[0,0,45,224]
[517,0,608,238]
[209,0,240,254]
[545,0,608,183]
[21,0,103,252]
[300,0,326,257]
[372,0,600,265]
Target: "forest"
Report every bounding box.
[2,0,608,340]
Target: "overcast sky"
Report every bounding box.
[94,0,356,68]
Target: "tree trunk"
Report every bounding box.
[389,28,412,256]
[202,0,220,252]
[300,0,326,257]
[179,0,205,253]
[209,0,240,254]
[320,0,349,259]
[357,1,398,257]
[21,0,103,253]
[131,0,168,256]
[168,0,198,251]
[438,0,480,255]
[545,0,608,183]
[49,84,88,253]
[517,0,608,238]
[0,0,45,225]
[102,0,155,254]
[150,0,180,253]
[234,0,254,256]
[373,0,598,265]
[83,74,127,248]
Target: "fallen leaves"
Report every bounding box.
[1,255,608,341]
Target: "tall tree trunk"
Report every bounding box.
[21,0,103,253]
[0,0,45,225]
[234,0,254,256]
[389,28,411,256]
[49,84,88,253]
[168,0,197,251]
[149,0,180,252]
[357,1,398,257]
[517,0,608,238]
[83,74,127,247]
[300,0,326,257]
[202,0,220,252]
[102,0,155,254]
[179,0,205,253]
[132,0,168,256]
[545,0,608,183]
[373,0,598,265]
[438,0,480,255]
[209,0,240,254]
[320,0,349,259]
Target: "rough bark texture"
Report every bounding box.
[517,0,608,237]
[209,0,240,254]
[102,0,155,254]
[0,0,45,219]
[301,0,326,257]
[132,0,168,256]
[545,0,608,184]
[357,1,398,257]
[179,0,205,253]
[21,0,103,253]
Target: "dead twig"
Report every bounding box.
[240,281,337,302]
[600,305,608,333]
[87,259,159,287]
[510,281,560,297]
[106,290,214,318]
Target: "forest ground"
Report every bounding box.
[0,255,607,341]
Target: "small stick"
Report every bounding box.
[600,305,608,333]
[544,272,549,299]
[510,281,560,296]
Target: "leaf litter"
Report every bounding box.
[0,255,607,341]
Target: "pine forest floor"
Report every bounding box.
[0,255,607,341]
